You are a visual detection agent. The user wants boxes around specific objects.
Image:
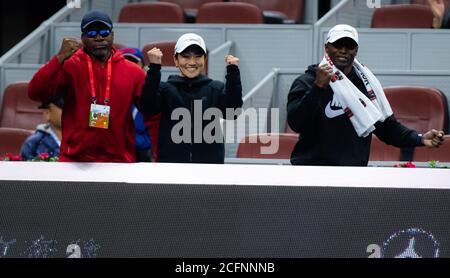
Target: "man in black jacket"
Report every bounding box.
[287,24,445,166]
[141,33,242,163]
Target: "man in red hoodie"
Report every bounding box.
[28,11,146,162]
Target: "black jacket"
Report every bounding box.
[443,9,450,29]
[141,63,242,163]
[287,64,421,166]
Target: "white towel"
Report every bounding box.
[320,55,392,137]
[353,59,393,121]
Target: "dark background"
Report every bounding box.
[1,181,449,258]
[0,1,66,56]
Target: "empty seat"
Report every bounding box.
[118,2,184,23]
[0,127,33,157]
[0,82,42,130]
[369,134,401,161]
[384,86,448,134]
[371,4,433,28]
[160,0,222,10]
[412,135,450,162]
[142,41,177,67]
[231,0,304,23]
[237,133,298,159]
[196,2,264,24]
[160,0,222,22]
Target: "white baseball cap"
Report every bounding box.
[174,33,207,54]
[326,24,359,45]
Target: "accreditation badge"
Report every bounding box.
[89,104,110,129]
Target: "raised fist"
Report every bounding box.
[147,47,163,65]
[314,64,334,88]
[57,37,81,64]
[225,55,239,66]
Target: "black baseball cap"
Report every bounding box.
[38,94,64,109]
[81,10,113,32]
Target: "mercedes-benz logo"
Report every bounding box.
[381,228,439,258]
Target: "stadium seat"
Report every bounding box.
[0,127,33,157]
[142,41,177,67]
[412,135,450,162]
[230,0,304,23]
[160,0,222,22]
[236,133,298,159]
[0,82,42,130]
[384,86,448,134]
[371,4,433,28]
[118,2,184,23]
[196,2,264,24]
[369,134,402,161]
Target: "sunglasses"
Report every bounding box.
[84,29,111,38]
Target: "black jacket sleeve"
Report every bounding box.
[286,73,324,134]
[224,64,243,109]
[373,115,422,147]
[140,63,162,116]
[442,9,450,29]
[220,65,243,119]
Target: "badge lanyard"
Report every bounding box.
[86,53,112,129]
[86,54,112,104]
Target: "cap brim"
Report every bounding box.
[327,35,358,45]
[175,42,206,54]
[82,20,112,31]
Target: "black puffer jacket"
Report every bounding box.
[287,64,421,166]
[141,63,242,163]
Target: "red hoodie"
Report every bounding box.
[28,48,146,162]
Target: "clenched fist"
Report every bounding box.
[225,55,239,66]
[422,129,445,148]
[147,47,163,64]
[57,37,81,64]
[314,64,334,88]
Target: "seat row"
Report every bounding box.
[371,1,450,28]
[118,1,449,28]
[236,133,450,162]
[118,0,304,24]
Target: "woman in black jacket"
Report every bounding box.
[141,33,243,163]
